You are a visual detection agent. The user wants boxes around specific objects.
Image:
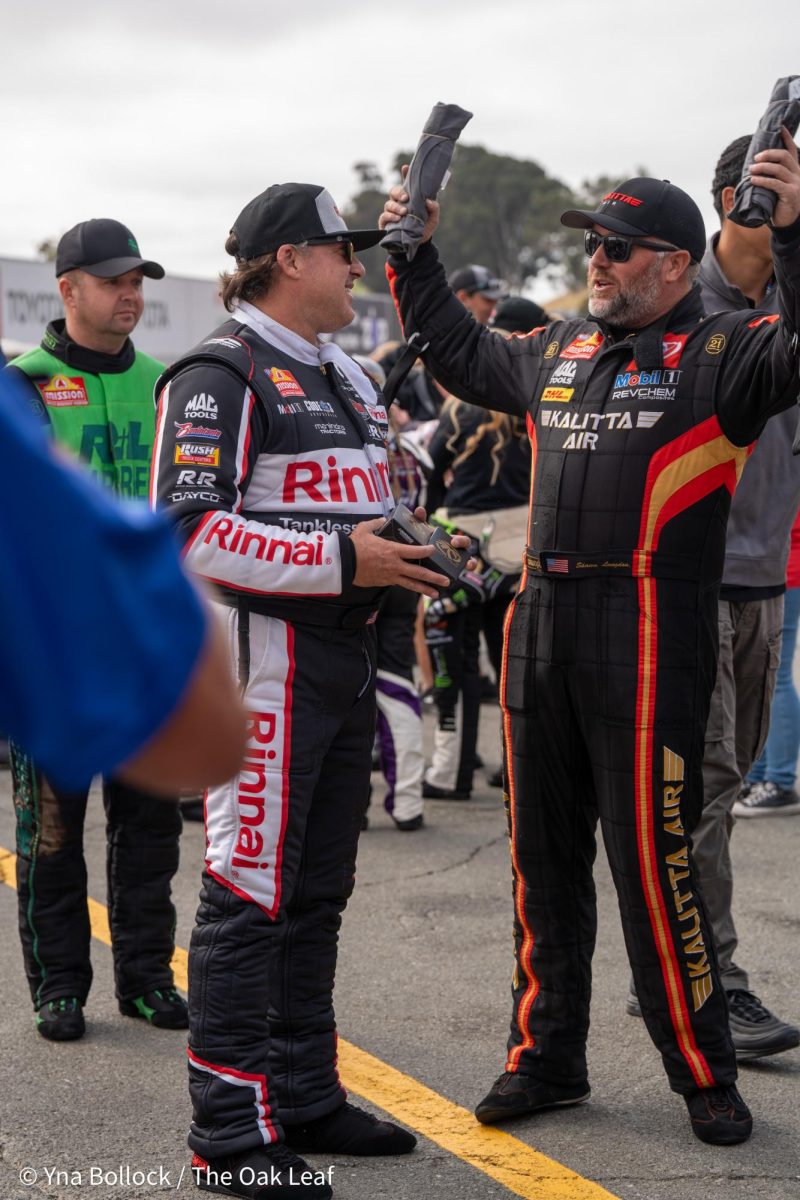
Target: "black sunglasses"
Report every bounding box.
[307,238,356,264]
[584,229,679,262]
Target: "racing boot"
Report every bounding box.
[475,1072,590,1124]
[283,1101,416,1156]
[119,985,188,1028]
[36,997,85,1041]
[191,1144,332,1199]
[684,1084,752,1145]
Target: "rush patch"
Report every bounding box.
[268,367,305,398]
[174,444,220,467]
[560,331,603,360]
[36,373,89,407]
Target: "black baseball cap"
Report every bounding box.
[490,296,547,333]
[56,219,165,278]
[231,183,384,259]
[447,263,507,300]
[560,178,706,263]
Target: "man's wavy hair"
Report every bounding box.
[219,232,279,312]
[711,135,752,222]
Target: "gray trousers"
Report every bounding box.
[693,596,783,991]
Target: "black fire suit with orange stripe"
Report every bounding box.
[386,227,800,1095]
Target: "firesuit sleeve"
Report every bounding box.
[386,242,545,419]
[714,219,800,446]
[152,362,354,597]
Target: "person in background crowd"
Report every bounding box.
[354,354,427,832]
[448,263,508,325]
[741,506,800,816]
[421,340,531,800]
[152,182,470,1200]
[489,295,548,335]
[681,134,800,1061]
[5,219,189,1042]
[380,126,800,1145]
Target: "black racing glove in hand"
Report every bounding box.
[380,101,473,260]
[729,76,800,228]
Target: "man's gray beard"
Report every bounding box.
[587,254,666,326]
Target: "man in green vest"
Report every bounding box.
[6,219,189,1042]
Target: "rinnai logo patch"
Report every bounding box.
[268,368,305,398]
[37,374,89,407]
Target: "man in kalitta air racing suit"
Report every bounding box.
[379,130,800,1145]
[152,183,464,1200]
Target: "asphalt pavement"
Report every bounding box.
[0,702,798,1200]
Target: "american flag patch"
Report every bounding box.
[547,558,569,574]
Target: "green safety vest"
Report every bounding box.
[13,343,163,499]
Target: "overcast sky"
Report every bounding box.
[3,0,798,288]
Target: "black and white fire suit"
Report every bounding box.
[386,226,800,1095]
[152,305,391,1156]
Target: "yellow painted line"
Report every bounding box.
[0,846,618,1199]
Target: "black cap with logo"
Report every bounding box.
[447,263,507,301]
[56,219,165,279]
[231,183,384,259]
[560,178,706,263]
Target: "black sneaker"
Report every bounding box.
[684,1084,752,1145]
[180,796,205,822]
[119,986,188,1029]
[626,987,642,1018]
[191,1144,332,1198]
[726,989,800,1060]
[283,1101,416,1156]
[486,767,504,789]
[392,813,424,831]
[475,1072,590,1125]
[422,781,471,800]
[732,781,800,818]
[36,997,85,1041]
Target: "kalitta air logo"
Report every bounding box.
[662,746,713,1013]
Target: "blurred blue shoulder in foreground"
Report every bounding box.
[0,363,207,789]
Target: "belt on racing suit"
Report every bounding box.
[524,548,702,581]
[218,591,380,629]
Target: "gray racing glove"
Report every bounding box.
[729,76,800,228]
[381,101,473,260]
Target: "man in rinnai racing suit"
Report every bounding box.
[379,128,800,1146]
[152,183,465,1200]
